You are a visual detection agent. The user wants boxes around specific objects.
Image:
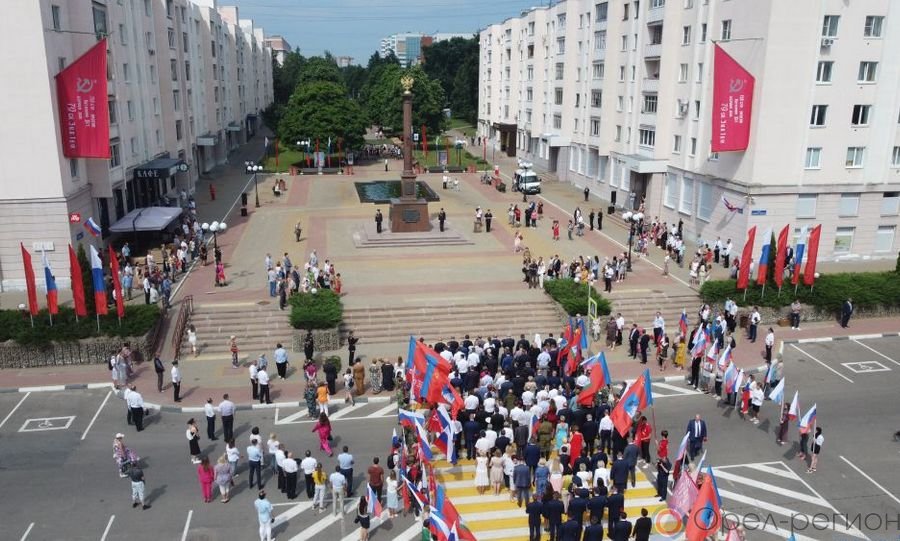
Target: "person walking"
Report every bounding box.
[312,463,327,514]
[219,394,235,442]
[686,414,707,460]
[129,462,151,510]
[274,343,289,380]
[254,490,275,541]
[808,427,823,473]
[197,456,215,503]
[170,360,182,403]
[204,398,217,441]
[312,413,333,456]
[153,354,165,393]
[187,419,202,464]
[215,455,233,503]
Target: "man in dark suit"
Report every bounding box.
[686,414,708,460]
[567,488,589,526]
[610,511,633,541]
[581,414,599,455]
[587,487,607,523]
[632,508,653,541]
[609,452,629,493]
[841,298,854,328]
[463,415,480,460]
[559,517,582,541]
[524,439,542,479]
[583,516,605,541]
[606,487,624,537]
[543,492,565,541]
[628,324,640,358]
[622,438,639,488]
[526,494,543,541]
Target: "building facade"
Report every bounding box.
[0,0,273,291]
[264,35,291,66]
[479,0,900,261]
[380,32,471,67]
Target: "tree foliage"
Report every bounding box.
[364,64,447,135]
[422,36,479,123]
[297,56,341,86]
[277,81,368,150]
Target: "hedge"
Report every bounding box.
[289,289,343,330]
[0,304,162,346]
[543,278,612,317]
[700,271,900,312]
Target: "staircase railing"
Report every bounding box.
[171,295,194,361]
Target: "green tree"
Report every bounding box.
[422,36,479,123]
[76,243,95,316]
[273,50,307,105]
[277,81,368,150]
[297,56,341,87]
[364,64,446,135]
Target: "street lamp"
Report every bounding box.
[622,211,644,272]
[202,220,227,251]
[245,161,263,207]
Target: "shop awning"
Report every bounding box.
[109,207,183,233]
[133,157,186,180]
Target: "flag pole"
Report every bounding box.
[48,311,53,327]
[96,313,101,333]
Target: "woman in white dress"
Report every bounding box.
[474,451,490,494]
[187,324,198,356]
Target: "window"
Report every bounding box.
[92,3,107,36]
[679,176,694,214]
[839,193,860,216]
[697,181,714,221]
[168,28,175,49]
[615,125,622,142]
[893,147,900,167]
[557,38,565,54]
[694,100,701,119]
[851,105,871,126]
[631,66,636,81]
[155,129,161,146]
[527,66,534,80]
[553,115,562,129]
[595,31,606,50]
[122,62,131,82]
[665,174,677,208]
[804,147,822,169]
[554,88,563,105]
[833,227,854,254]
[130,136,137,156]
[673,135,682,153]
[709,152,719,161]
[690,137,697,156]
[700,23,707,42]
[211,40,216,57]
[591,118,601,136]
[822,15,839,37]
[108,99,117,124]
[591,90,602,107]
[69,159,78,179]
[864,16,884,38]
[149,65,156,84]
[721,20,732,41]
[557,13,566,29]
[619,65,625,81]
[684,0,693,7]
[575,93,581,107]
[797,194,817,218]
[596,2,608,21]
[643,94,657,113]
[816,61,833,83]
[881,193,900,215]
[58,57,66,71]
[875,226,895,252]
[845,147,865,168]
[183,32,188,53]
[679,63,688,82]
[152,97,159,115]
[623,3,629,20]
[651,0,665,8]
[109,140,121,168]
[810,105,827,126]
[616,95,624,111]
[639,128,656,147]
[170,59,178,81]
[621,35,628,51]
[51,5,61,31]
[185,61,190,81]
[127,100,134,121]
[526,88,533,101]
[682,26,691,45]
[858,62,877,82]
[555,63,564,80]
[144,0,151,16]
[173,90,181,111]
[696,63,703,82]
[175,120,183,141]
[592,62,605,79]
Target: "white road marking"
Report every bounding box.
[329,403,367,420]
[742,462,802,480]
[723,511,818,541]
[789,344,854,383]
[712,469,831,507]
[477,528,531,540]
[653,382,701,395]
[180,510,193,541]
[841,361,890,373]
[840,455,900,507]
[274,408,311,425]
[275,407,395,425]
[286,501,354,540]
[339,510,389,541]
[849,333,883,340]
[19,522,34,541]
[370,403,398,418]
[82,391,112,440]
[18,416,76,433]
[851,339,900,367]
[18,385,66,392]
[0,392,30,430]
[100,515,115,541]
[393,523,425,541]
[272,501,315,526]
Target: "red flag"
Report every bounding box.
[684,467,723,541]
[69,245,88,317]
[20,243,39,316]
[563,327,583,376]
[735,226,756,290]
[711,44,755,152]
[803,225,821,286]
[773,224,790,288]
[578,361,609,406]
[610,369,653,437]
[108,246,125,318]
[56,39,110,158]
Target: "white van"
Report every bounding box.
[514,169,542,194]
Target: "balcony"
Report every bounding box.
[647,7,665,24]
[644,43,662,58]
[642,77,659,93]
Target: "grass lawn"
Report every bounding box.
[413,145,488,169]
[448,117,476,138]
[261,145,343,171]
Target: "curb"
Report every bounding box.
[782,331,900,345]
[622,363,767,387]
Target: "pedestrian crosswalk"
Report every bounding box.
[273,400,397,425]
[651,381,702,398]
[433,458,666,541]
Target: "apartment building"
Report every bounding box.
[264,35,291,66]
[380,32,470,67]
[479,0,900,260]
[0,0,272,291]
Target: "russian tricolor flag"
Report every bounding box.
[691,327,708,358]
[756,227,773,285]
[528,412,540,442]
[788,391,800,420]
[768,377,785,405]
[792,226,808,286]
[42,251,59,315]
[679,310,689,337]
[84,217,101,237]
[367,483,383,516]
[89,245,108,315]
[798,404,817,429]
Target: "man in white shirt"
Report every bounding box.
[483,395,496,414]
[615,313,626,347]
[142,276,151,305]
[440,348,453,362]
[300,451,318,499]
[126,385,145,432]
[537,348,551,374]
[249,361,259,401]
[510,404,525,426]
[282,452,299,499]
[521,389,535,408]
[204,398,217,440]
[170,360,182,403]
[467,350,480,368]
[653,312,665,344]
[219,394,236,442]
[599,413,615,455]
[475,431,492,455]
[723,239,733,268]
[329,465,347,515]
[455,353,469,375]
[463,393,479,413]
[257,367,271,404]
[764,328,775,363]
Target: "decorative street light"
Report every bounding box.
[202,220,227,252]
[622,211,644,271]
[244,161,263,207]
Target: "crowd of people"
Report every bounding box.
[265,248,344,310]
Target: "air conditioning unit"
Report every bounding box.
[821,38,834,48]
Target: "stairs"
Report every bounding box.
[433,456,666,541]
[181,301,293,359]
[340,300,566,347]
[605,289,700,333]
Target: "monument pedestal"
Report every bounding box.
[389,198,431,232]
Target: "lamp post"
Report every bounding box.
[622,211,644,271]
[202,220,227,251]
[245,161,262,207]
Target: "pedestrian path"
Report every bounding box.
[272,399,397,425]
[433,457,664,541]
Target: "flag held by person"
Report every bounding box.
[20,243,39,316]
[798,404,817,429]
[68,244,88,317]
[671,431,690,480]
[788,390,800,420]
[406,336,453,405]
[736,226,757,290]
[435,485,477,541]
[432,404,458,465]
[367,483,384,516]
[690,327,708,358]
[41,250,59,315]
[578,352,611,406]
[401,473,429,508]
[684,465,722,541]
[679,309,689,337]
[610,369,653,437]
[768,378,785,405]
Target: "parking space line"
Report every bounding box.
[743,462,801,480]
[851,339,900,367]
[20,522,34,541]
[180,510,193,541]
[840,455,900,507]
[0,392,30,430]
[789,344,854,383]
[712,469,830,507]
[82,391,112,441]
[100,515,115,541]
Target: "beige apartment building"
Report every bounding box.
[479,0,900,260]
[0,0,273,291]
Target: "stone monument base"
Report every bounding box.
[389,198,431,233]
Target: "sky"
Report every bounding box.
[233,0,547,63]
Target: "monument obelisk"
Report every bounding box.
[389,75,430,233]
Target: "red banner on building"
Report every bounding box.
[56,39,110,159]
[712,45,754,152]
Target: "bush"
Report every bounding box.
[289,289,343,330]
[0,304,161,346]
[543,278,612,317]
[700,272,900,313]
